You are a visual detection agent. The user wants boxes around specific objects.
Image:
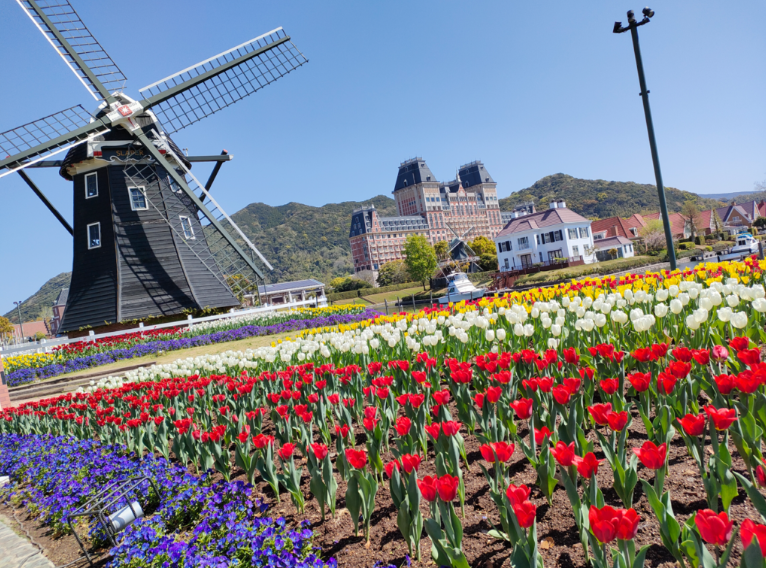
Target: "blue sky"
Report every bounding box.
[1,0,764,316]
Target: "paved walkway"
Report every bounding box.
[0,517,54,568]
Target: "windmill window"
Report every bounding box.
[129,186,148,211]
[180,216,195,239]
[85,172,98,199]
[87,222,101,249]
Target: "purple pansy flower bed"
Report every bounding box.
[6,309,380,387]
[0,433,336,568]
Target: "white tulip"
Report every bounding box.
[717,307,732,322]
[726,294,740,308]
[524,324,535,337]
[656,288,669,301]
[581,318,595,332]
[595,313,607,327]
[679,293,690,306]
[485,330,495,342]
[669,285,679,297]
[654,303,668,318]
[670,299,683,314]
[551,324,562,336]
[693,308,708,324]
[514,323,524,336]
[497,328,506,341]
[700,297,713,311]
[685,314,700,330]
[731,312,748,329]
[547,338,559,349]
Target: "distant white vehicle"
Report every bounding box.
[439,272,486,304]
[731,233,759,255]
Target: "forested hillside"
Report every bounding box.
[499,174,723,218]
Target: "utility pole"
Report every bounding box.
[13,301,24,343]
[614,8,677,270]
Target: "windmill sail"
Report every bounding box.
[139,28,308,134]
[0,105,110,177]
[17,0,127,101]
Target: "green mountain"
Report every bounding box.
[499,174,724,219]
[231,195,396,285]
[3,271,71,323]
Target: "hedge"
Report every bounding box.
[515,256,659,285]
[327,281,424,302]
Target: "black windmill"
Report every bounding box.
[0,0,308,333]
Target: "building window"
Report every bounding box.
[539,252,544,263]
[594,232,605,240]
[87,222,101,249]
[129,186,148,211]
[504,258,509,269]
[85,172,98,199]
[572,245,579,256]
[517,236,529,250]
[579,227,589,238]
[180,216,195,239]
[568,228,578,239]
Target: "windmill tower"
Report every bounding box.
[0,0,308,333]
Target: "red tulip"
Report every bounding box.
[395,416,411,437]
[417,475,438,502]
[741,519,766,557]
[536,377,553,393]
[432,390,451,406]
[633,441,667,470]
[657,372,678,395]
[408,394,424,408]
[480,441,515,463]
[237,430,249,444]
[738,348,761,367]
[395,394,410,407]
[574,452,603,478]
[563,347,580,365]
[599,378,619,395]
[278,443,296,460]
[552,385,571,405]
[425,423,441,439]
[672,346,693,363]
[345,448,368,469]
[736,372,761,394]
[756,465,766,488]
[606,410,628,432]
[513,501,537,528]
[505,483,531,506]
[588,403,613,426]
[308,393,319,404]
[692,349,710,366]
[334,424,350,438]
[695,509,733,546]
[385,459,401,478]
[667,360,691,379]
[327,393,340,405]
[627,372,651,393]
[509,398,533,419]
[363,417,379,431]
[631,347,652,363]
[436,474,460,502]
[401,453,421,473]
[534,426,552,445]
[714,374,736,395]
[579,367,595,382]
[252,434,274,449]
[616,508,640,540]
[563,377,582,394]
[486,386,502,403]
[473,393,485,407]
[311,443,329,460]
[551,441,576,466]
[441,421,462,437]
[589,505,620,543]
[711,345,729,362]
[704,405,738,430]
[679,413,706,437]
[367,361,382,375]
[729,336,750,351]
[651,343,669,359]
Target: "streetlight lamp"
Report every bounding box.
[13,301,24,344]
[613,8,677,271]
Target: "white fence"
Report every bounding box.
[0,297,327,359]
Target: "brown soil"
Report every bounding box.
[2,404,760,568]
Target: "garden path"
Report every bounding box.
[0,516,53,568]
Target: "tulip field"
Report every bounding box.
[4,259,766,567]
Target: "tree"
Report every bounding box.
[640,219,667,251]
[329,276,371,293]
[478,253,498,272]
[468,236,497,257]
[434,240,449,260]
[679,200,704,238]
[754,217,766,229]
[403,234,437,290]
[377,260,411,287]
[34,331,47,341]
[712,209,724,234]
[355,270,376,288]
[0,317,13,341]
[608,248,619,260]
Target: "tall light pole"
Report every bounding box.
[614,8,677,271]
[13,301,24,343]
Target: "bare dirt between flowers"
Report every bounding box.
[1,400,761,568]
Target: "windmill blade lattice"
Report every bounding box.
[0,105,110,178]
[18,0,127,100]
[139,28,308,135]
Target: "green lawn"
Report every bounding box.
[515,255,659,285]
[362,285,428,305]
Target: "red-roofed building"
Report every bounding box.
[591,213,648,241]
[494,200,596,270]
[642,211,690,239]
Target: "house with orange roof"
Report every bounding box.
[591,213,648,241]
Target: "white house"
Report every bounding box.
[594,236,635,262]
[493,201,596,271]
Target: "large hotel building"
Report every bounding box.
[349,158,513,277]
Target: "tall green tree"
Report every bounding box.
[468,236,497,257]
[679,200,704,238]
[377,260,411,287]
[434,240,449,260]
[403,235,437,290]
[0,316,13,341]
